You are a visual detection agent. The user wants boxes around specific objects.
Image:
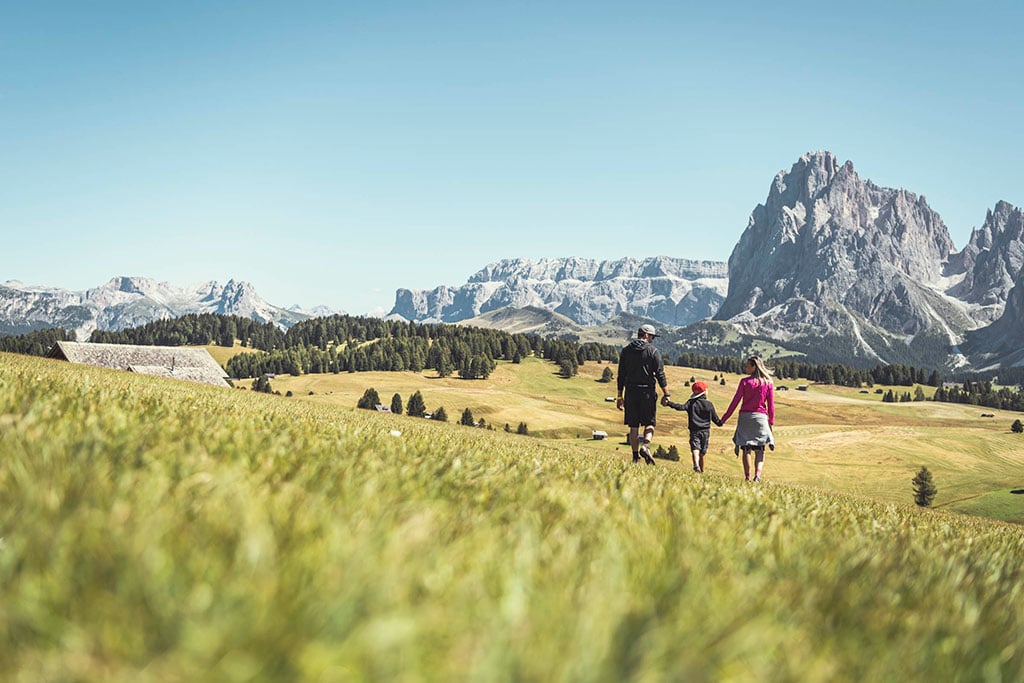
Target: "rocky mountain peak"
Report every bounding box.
[715,151,962,363]
[948,200,1024,321]
[766,150,844,211]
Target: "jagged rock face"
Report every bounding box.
[0,277,307,340]
[715,151,963,362]
[961,268,1024,367]
[389,256,728,326]
[948,200,1024,322]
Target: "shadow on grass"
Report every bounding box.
[1011,489,1024,495]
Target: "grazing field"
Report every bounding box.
[2,351,1024,681]
[237,355,1024,524]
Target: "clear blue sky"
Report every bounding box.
[3,1,1022,315]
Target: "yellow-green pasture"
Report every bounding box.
[237,356,1024,523]
[203,341,263,367]
[2,351,1024,681]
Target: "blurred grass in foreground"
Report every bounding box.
[1,352,1023,682]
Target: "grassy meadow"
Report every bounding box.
[232,353,1024,524]
[2,350,1024,681]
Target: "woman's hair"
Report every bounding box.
[746,355,773,382]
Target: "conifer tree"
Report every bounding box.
[912,466,937,507]
[390,393,403,415]
[406,390,426,417]
[600,367,614,383]
[433,406,448,422]
[356,387,380,409]
[460,408,475,426]
[1012,419,1023,434]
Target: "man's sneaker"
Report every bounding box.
[639,442,654,465]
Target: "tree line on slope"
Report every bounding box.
[90,314,286,349]
[932,380,1024,413]
[225,331,620,379]
[6,313,1024,412]
[673,352,943,388]
[0,327,75,356]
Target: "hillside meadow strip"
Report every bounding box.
[1,351,1023,682]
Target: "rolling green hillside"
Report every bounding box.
[2,351,1024,681]
[230,354,1024,525]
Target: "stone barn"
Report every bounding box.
[47,341,232,388]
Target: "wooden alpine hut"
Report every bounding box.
[47,341,232,388]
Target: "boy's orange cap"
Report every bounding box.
[691,381,708,394]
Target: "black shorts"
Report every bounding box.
[623,385,658,428]
[689,429,710,455]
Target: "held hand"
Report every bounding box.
[616,398,623,411]
[660,395,670,406]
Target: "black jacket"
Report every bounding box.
[666,396,723,431]
[616,338,667,394]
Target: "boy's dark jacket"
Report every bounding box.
[666,395,723,431]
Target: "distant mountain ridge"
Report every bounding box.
[0,277,308,340]
[390,256,728,326]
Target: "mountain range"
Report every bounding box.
[4,151,1022,370]
[390,151,1024,370]
[389,256,728,327]
[0,277,310,340]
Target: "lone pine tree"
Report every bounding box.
[912,466,938,507]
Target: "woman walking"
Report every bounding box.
[721,356,775,482]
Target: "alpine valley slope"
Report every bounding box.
[392,151,1024,370]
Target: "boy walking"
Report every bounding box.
[663,381,723,473]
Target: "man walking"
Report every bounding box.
[616,324,671,464]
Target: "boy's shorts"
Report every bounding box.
[689,429,710,455]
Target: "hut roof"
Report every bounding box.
[48,341,231,388]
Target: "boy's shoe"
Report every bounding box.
[693,466,702,473]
